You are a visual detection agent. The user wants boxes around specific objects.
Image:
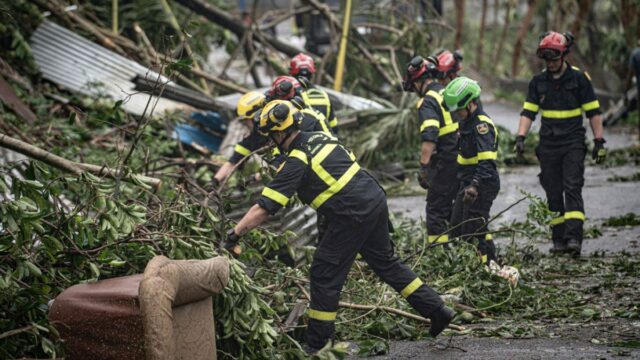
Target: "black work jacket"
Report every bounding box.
[457,106,500,187]
[520,63,601,146]
[417,82,459,159]
[256,132,384,222]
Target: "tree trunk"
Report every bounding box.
[511,0,537,77]
[477,0,488,70]
[620,0,638,49]
[454,0,465,49]
[569,0,591,39]
[493,0,512,66]
[493,0,499,27]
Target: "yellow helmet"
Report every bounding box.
[258,100,300,135]
[236,91,266,120]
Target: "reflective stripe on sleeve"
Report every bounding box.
[564,211,585,221]
[523,101,540,112]
[541,108,582,118]
[261,187,289,206]
[308,309,337,321]
[400,278,423,298]
[581,100,600,112]
[420,119,440,132]
[234,144,251,156]
[478,151,498,160]
[439,122,458,137]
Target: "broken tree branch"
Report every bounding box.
[338,301,465,331]
[0,133,162,189]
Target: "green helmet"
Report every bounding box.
[442,76,481,112]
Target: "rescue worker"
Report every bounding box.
[268,75,334,135]
[515,31,606,257]
[402,55,459,245]
[443,77,499,265]
[289,53,339,131]
[434,49,463,86]
[212,91,331,187]
[222,100,455,352]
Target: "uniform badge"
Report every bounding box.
[476,123,489,135]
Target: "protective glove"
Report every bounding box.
[222,228,242,257]
[418,164,430,189]
[514,135,525,156]
[462,184,478,204]
[592,138,606,164]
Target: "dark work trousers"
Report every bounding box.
[425,155,458,244]
[307,201,444,349]
[450,179,499,264]
[536,143,586,245]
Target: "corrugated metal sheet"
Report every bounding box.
[31,21,189,116]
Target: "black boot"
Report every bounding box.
[549,239,567,255]
[429,305,455,337]
[566,238,582,257]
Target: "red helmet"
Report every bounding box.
[435,50,463,78]
[537,31,573,59]
[289,53,316,78]
[402,56,438,92]
[269,76,301,100]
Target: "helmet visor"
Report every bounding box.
[537,48,562,60]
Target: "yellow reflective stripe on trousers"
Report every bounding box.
[564,211,585,221]
[550,215,565,226]
[481,255,488,264]
[289,149,308,164]
[428,234,449,244]
[310,163,361,209]
[261,187,289,206]
[581,100,600,112]
[400,278,423,298]
[420,119,440,132]
[308,309,337,321]
[523,101,540,112]
[485,233,493,241]
[542,108,582,118]
[234,144,251,156]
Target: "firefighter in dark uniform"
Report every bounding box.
[289,53,339,132]
[402,55,459,245]
[212,91,332,187]
[222,100,455,352]
[443,77,499,265]
[434,49,464,86]
[515,31,606,256]
[268,75,334,135]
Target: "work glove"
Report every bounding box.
[222,228,242,257]
[418,163,430,189]
[592,138,607,164]
[514,135,526,156]
[462,184,478,204]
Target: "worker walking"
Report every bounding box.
[222,101,454,353]
[443,77,499,265]
[212,91,332,187]
[515,31,606,257]
[289,53,339,131]
[402,55,458,245]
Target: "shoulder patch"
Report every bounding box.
[476,123,489,135]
